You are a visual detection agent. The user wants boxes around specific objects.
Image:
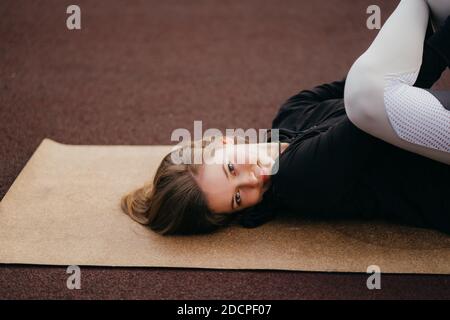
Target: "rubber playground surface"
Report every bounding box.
[1,0,449,299]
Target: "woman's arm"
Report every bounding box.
[272,117,386,214]
[290,77,347,104]
[415,15,450,88]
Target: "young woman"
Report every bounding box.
[121,0,450,236]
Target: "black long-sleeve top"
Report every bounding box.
[239,17,450,234]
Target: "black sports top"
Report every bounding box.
[238,18,450,234]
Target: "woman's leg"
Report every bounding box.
[428,0,450,27]
[344,0,450,165]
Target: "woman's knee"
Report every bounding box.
[344,58,384,129]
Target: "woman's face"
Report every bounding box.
[194,138,279,214]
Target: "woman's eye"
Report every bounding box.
[227,162,235,174]
[235,191,241,205]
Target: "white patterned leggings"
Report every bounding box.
[344,0,450,165]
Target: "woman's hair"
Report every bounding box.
[120,135,243,235]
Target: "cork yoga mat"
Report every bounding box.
[1,138,449,274]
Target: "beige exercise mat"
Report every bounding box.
[1,138,450,274]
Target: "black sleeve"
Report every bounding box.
[272,116,387,214]
[273,77,347,131]
[286,78,346,105]
[414,16,450,89]
[239,115,374,228]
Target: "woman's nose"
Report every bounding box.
[237,170,259,187]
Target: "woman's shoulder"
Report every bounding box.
[236,187,280,228]
[272,97,346,134]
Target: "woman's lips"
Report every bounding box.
[257,165,271,184]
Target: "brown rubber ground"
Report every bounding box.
[1,0,449,299]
